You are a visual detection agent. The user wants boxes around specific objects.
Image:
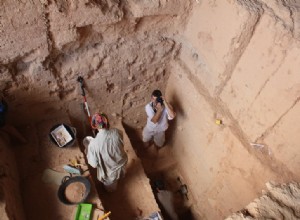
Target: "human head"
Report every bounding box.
[152,90,162,98]
[91,113,109,130]
[151,89,162,103]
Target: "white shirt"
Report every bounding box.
[87,128,128,184]
[145,102,173,132]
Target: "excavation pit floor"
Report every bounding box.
[12,117,104,220]
[124,125,194,220]
[12,117,159,220]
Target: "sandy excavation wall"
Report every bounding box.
[0,0,191,219]
[226,182,300,219]
[3,0,300,219]
[0,134,25,220]
[166,0,300,219]
[0,0,191,128]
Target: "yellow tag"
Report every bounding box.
[215,119,222,125]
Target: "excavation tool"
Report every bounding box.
[63,165,81,175]
[69,158,83,167]
[98,211,111,220]
[58,176,91,205]
[177,177,188,200]
[77,76,92,121]
[77,76,95,136]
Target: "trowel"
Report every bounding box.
[63,165,82,175]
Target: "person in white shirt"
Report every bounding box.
[142,90,176,148]
[83,113,128,192]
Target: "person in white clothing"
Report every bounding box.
[142,90,176,148]
[83,113,128,192]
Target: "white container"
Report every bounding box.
[50,124,74,147]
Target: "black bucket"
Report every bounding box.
[58,176,91,205]
[49,123,76,148]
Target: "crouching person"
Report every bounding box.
[83,113,128,192]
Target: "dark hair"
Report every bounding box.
[152,90,162,98]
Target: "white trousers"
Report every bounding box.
[142,127,165,147]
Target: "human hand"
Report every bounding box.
[155,102,164,112]
[161,96,167,103]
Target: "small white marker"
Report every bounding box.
[250,143,265,148]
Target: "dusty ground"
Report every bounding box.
[7,115,158,220]
[123,124,194,219]
[11,117,104,220]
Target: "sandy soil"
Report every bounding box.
[65,182,86,204]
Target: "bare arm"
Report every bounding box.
[151,103,164,124]
[162,97,176,119]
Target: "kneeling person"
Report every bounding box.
[84,113,128,192]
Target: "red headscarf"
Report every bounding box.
[91,113,109,129]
